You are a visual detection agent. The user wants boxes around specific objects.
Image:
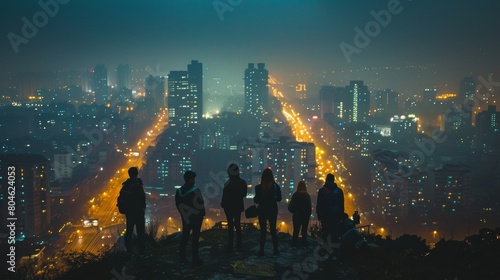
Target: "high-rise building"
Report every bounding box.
[459,77,476,101]
[339,122,373,158]
[434,164,472,213]
[390,114,418,141]
[320,81,370,123]
[188,60,203,120]
[475,105,500,153]
[457,77,476,130]
[116,64,131,90]
[374,89,398,116]
[370,149,431,223]
[167,61,203,129]
[244,63,269,118]
[93,64,108,105]
[53,153,73,180]
[319,86,350,120]
[441,107,471,133]
[0,154,51,240]
[239,137,316,199]
[348,81,370,123]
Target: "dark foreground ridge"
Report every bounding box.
[6,227,500,280]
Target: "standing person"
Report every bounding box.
[221,163,248,252]
[254,168,282,256]
[288,180,311,247]
[119,167,150,259]
[175,170,206,266]
[316,173,344,243]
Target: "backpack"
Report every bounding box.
[117,185,132,214]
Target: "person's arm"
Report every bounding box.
[241,179,248,199]
[140,179,146,210]
[253,185,260,204]
[275,183,282,202]
[196,188,206,216]
[175,190,180,210]
[306,194,312,216]
[340,189,345,214]
[288,193,296,213]
[221,182,228,209]
[316,189,322,217]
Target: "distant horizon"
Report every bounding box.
[2,0,499,96]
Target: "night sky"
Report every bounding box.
[1,0,499,93]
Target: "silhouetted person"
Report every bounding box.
[221,163,248,252]
[288,180,311,247]
[254,168,282,256]
[120,167,150,259]
[352,210,361,225]
[339,212,365,262]
[175,170,205,266]
[316,173,344,243]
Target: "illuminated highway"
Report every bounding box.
[269,78,362,223]
[62,109,169,255]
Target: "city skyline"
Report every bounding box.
[1,1,500,278]
[1,0,500,94]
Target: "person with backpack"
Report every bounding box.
[221,163,248,252]
[117,167,150,259]
[287,180,311,247]
[254,168,282,256]
[175,170,206,266]
[316,173,344,243]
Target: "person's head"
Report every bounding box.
[297,181,307,192]
[183,170,196,184]
[261,168,274,191]
[326,173,335,183]
[128,167,139,178]
[227,163,239,178]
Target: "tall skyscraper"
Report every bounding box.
[320,81,370,123]
[457,77,476,129]
[0,154,51,240]
[390,114,418,141]
[459,77,476,101]
[116,64,131,90]
[93,64,108,105]
[374,89,399,116]
[348,81,370,123]
[244,63,269,118]
[188,60,203,120]
[239,138,316,199]
[168,71,191,128]
[319,86,350,120]
[434,164,472,213]
[167,60,203,129]
[475,105,500,153]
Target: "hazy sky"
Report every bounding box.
[1,0,499,93]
